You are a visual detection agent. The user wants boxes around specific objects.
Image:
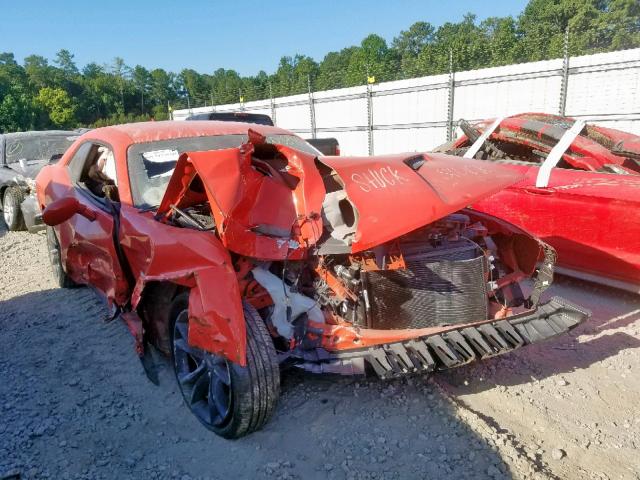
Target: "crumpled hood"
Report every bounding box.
[157,140,522,258]
[319,152,523,251]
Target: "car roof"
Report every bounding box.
[2,130,78,139]
[86,120,294,145]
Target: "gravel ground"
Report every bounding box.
[1,224,639,480]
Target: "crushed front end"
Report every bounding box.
[245,209,589,379]
[156,133,590,379]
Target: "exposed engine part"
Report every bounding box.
[162,189,545,348]
[363,238,488,329]
[170,204,208,230]
[168,203,216,231]
[251,266,325,339]
[310,213,498,329]
[321,190,358,245]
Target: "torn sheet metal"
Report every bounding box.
[156,141,325,260]
[120,204,247,365]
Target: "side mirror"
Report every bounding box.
[42,197,96,226]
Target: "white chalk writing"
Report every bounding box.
[351,166,409,192]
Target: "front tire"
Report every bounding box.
[46,226,76,288]
[170,293,280,439]
[3,187,26,231]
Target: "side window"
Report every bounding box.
[68,142,119,201]
[67,143,93,181]
[5,138,24,164]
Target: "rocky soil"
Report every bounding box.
[1,224,639,480]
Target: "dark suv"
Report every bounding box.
[185,112,340,155]
[186,112,274,125]
[0,130,79,231]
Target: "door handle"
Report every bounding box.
[523,187,554,196]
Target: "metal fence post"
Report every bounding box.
[239,89,245,111]
[446,50,456,142]
[269,83,277,125]
[308,75,317,139]
[367,81,374,155]
[558,27,570,116]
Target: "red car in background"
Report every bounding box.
[36,120,588,438]
[437,113,640,293]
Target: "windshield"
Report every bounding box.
[5,134,77,164]
[127,133,321,208]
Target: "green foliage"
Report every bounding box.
[393,22,436,78]
[0,84,37,132]
[35,87,77,128]
[346,35,399,85]
[0,0,638,133]
[92,113,154,128]
[316,47,357,90]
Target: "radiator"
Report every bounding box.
[364,240,488,329]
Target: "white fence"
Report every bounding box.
[173,48,640,156]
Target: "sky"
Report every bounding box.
[1,0,529,76]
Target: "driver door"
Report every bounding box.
[54,141,130,306]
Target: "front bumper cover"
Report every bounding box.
[20,194,45,233]
[304,297,589,379]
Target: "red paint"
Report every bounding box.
[36,122,273,363]
[42,197,97,225]
[120,204,246,364]
[36,120,557,366]
[157,141,325,260]
[446,113,640,290]
[319,153,523,252]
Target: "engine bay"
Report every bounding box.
[151,136,556,369]
[164,199,543,357]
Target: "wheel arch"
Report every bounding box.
[132,265,247,366]
[0,180,28,209]
[136,280,185,355]
[0,184,9,209]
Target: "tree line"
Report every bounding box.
[0,0,638,132]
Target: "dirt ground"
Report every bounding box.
[1,224,639,480]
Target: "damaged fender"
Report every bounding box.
[120,205,247,365]
[157,133,325,260]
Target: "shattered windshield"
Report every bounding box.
[127,133,320,208]
[5,133,77,164]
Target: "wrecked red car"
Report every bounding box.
[436,113,640,293]
[36,121,588,438]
